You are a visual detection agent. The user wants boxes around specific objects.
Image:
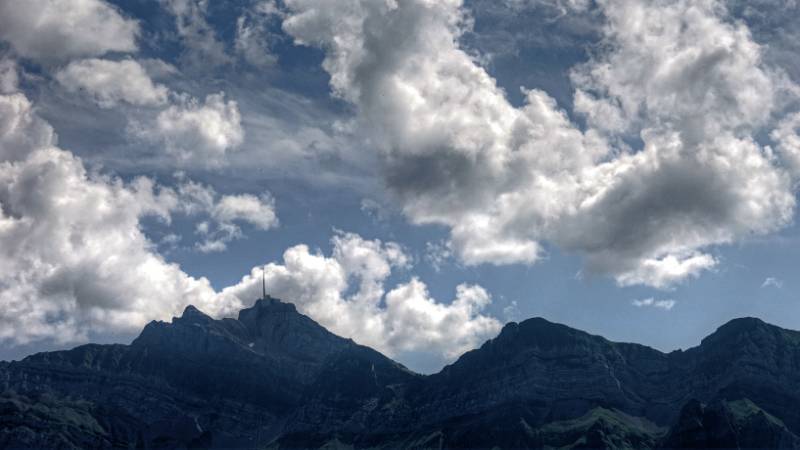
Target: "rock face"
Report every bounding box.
[663,398,800,449]
[1,297,800,449]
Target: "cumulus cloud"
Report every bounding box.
[282,0,798,288]
[0,0,138,63]
[0,70,494,366]
[0,77,275,345]
[1,124,486,362]
[136,93,244,166]
[772,112,800,178]
[130,174,278,253]
[631,298,676,311]
[220,231,501,362]
[572,0,777,138]
[180,180,278,252]
[614,253,717,289]
[56,59,169,108]
[212,193,279,230]
[0,93,56,162]
[0,147,247,344]
[0,97,226,344]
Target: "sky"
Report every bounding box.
[0,0,799,373]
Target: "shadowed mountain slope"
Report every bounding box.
[1,297,799,449]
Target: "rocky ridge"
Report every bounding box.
[1,296,799,449]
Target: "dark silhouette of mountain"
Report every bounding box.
[1,296,800,449]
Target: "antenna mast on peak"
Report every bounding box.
[261,265,267,300]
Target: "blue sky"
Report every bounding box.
[0,0,799,373]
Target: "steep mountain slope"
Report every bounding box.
[381,316,800,449]
[1,297,800,449]
[0,297,417,448]
[680,317,800,432]
[663,398,800,449]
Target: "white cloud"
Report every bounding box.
[2,139,489,359]
[236,17,275,67]
[213,193,278,230]
[360,198,391,222]
[771,112,800,178]
[0,80,273,346]
[137,93,244,166]
[761,277,783,288]
[0,93,56,162]
[614,253,718,290]
[0,75,491,365]
[384,281,497,358]
[220,231,501,362]
[281,0,798,288]
[503,300,520,321]
[159,0,231,66]
[0,106,228,345]
[0,59,18,94]
[235,2,282,68]
[504,0,591,12]
[2,131,467,353]
[56,59,169,108]
[135,174,278,253]
[572,0,777,138]
[192,188,279,252]
[0,0,138,63]
[631,298,676,311]
[138,58,180,79]
[425,240,453,272]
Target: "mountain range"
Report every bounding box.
[2,296,800,449]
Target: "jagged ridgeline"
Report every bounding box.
[2,296,800,449]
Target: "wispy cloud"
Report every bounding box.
[632,298,676,311]
[503,300,520,322]
[761,277,784,289]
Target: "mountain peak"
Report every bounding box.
[179,304,207,317]
[700,316,772,347]
[242,295,297,315]
[494,315,600,350]
[435,316,611,382]
[7,305,800,449]
[182,304,201,314]
[717,316,768,332]
[173,304,214,327]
